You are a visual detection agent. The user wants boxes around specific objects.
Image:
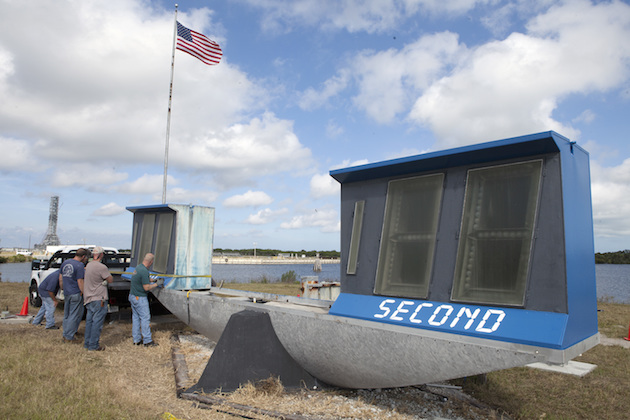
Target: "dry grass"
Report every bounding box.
[597,301,630,339]
[0,282,236,419]
[458,344,630,420]
[2,281,630,419]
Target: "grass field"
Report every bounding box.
[1,280,629,419]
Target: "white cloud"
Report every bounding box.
[0,1,302,185]
[573,110,596,125]
[409,0,630,147]
[245,207,289,225]
[171,112,314,187]
[310,173,339,198]
[155,187,219,205]
[332,159,370,170]
[351,32,463,123]
[591,158,630,238]
[245,0,493,34]
[280,208,339,232]
[326,121,345,138]
[299,32,462,123]
[51,164,128,190]
[117,174,167,195]
[224,190,274,208]
[0,137,34,172]
[385,147,425,160]
[93,202,126,217]
[298,0,630,148]
[299,70,351,110]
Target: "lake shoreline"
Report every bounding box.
[212,256,340,265]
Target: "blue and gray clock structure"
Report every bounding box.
[126,131,599,389]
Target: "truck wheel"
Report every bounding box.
[29,282,42,307]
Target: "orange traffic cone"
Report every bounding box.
[624,321,630,342]
[18,297,28,316]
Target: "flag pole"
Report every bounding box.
[163,4,178,204]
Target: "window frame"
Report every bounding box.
[373,172,445,299]
[450,159,544,307]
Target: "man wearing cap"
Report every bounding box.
[60,248,89,342]
[83,246,113,351]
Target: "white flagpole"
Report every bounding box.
[163,4,179,204]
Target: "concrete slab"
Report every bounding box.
[0,314,33,324]
[600,333,630,349]
[527,360,597,377]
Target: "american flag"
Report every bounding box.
[176,21,222,66]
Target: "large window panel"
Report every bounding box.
[153,213,174,273]
[452,160,543,306]
[374,173,444,298]
[138,214,155,263]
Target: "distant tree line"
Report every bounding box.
[595,250,630,264]
[0,254,31,264]
[214,248,340,259]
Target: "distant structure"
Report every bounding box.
[34,196,61,249]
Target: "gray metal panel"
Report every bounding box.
[525,154,567,312]
[339,178,387,295]
[428,167,467,301]
[338,153,568,313]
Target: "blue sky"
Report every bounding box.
[1,0,630,252]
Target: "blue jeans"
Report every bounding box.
[84,300,108,350]
[62,293,84,340]
[33,295,56,328]
[129,295,152,344]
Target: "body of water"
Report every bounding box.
[0,262,340,285]
[3,262,629,304]
[211,263,340,284]
[595,264,630,304]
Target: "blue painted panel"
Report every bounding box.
[168,204,215,290]
[330,131,563,184]
[170,204,215,289]
[125,203,215,290]
[556,138,599,348]
[329,293,569,349]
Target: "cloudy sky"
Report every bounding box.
[1,0,629,253]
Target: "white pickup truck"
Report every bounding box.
[29,246,131,312]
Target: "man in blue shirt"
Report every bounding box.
[129,253,159,347]
[31,269,61,329]
[60,248,89,342]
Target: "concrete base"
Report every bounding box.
[0,315,33,324]
[527,361,597,377]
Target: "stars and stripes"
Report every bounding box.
[176,21,222,65]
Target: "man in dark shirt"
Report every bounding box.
[60,248,89,342]
[31,269,61,329]
[129,253,159,347]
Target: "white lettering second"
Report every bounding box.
[373,299,505,333]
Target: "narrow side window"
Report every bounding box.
[346,200,365,275]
